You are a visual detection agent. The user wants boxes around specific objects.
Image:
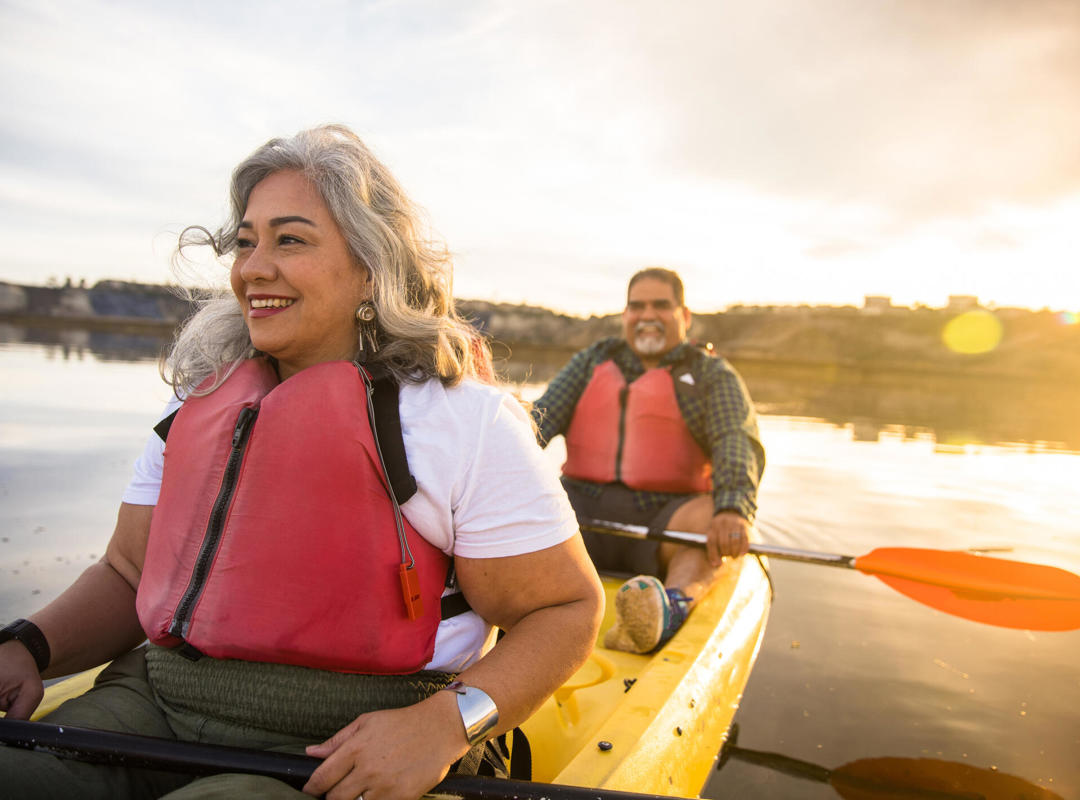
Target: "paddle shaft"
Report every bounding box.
[580,517,1080,631]
[0,720,682,800]
[579,518,856,568]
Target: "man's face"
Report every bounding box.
[622,277,691,362]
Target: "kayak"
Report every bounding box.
[523,555,772,795]
[30,554,772,797]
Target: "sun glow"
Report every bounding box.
[942,310,1004,355]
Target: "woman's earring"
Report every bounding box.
[356,303,378,363]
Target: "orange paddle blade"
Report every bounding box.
[853,548,1080,631]
[832,756,1063,800]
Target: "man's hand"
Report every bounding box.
[705,512,750,566]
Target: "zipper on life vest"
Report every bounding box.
[168,405,258,641]
[614,385,629,483]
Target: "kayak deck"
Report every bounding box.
[523,554,772,795]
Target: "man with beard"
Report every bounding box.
[531,268,764,653]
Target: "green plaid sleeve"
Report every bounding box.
[679,355,765,521]
[530,340,612,447]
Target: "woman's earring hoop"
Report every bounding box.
[356,302,378,362]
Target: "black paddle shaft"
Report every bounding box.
[0,719,680,800]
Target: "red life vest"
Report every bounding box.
[562,359,711,494]
[136,358,449,675]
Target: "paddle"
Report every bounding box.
[578,518,1080,631]
[719,736,1064,800]
[0,719,684,800]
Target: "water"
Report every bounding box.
[2,328,1078,799]
[706,418,1079,800]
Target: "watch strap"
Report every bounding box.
[443,680,499,747]
[0,618,51,673]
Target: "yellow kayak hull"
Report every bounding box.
[31,555,771,797]
[524,555,771,795]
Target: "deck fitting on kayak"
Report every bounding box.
[597,741,613,751]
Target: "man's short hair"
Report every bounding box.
[627,267,685,308]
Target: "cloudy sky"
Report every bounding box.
[1,0,1077,315]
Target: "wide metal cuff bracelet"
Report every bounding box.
[443,680,499,747]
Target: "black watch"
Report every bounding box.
[0,618,51,673]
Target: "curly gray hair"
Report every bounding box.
[165,124,483,395]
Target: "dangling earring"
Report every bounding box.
[356,302,378,363]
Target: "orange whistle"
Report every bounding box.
[399,562,423,620]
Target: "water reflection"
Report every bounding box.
[500,340,1080,453]
[719,727,1064,799]
[0,322,168,363]
[5,324,1076,453]
[737,361,1079,453]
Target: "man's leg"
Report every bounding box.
[657,494,721,608]
[604,494,727,654]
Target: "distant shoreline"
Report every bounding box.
[3,278,1079,385]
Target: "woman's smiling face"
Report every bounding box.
[231,170,370,379]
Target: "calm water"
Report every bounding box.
[2,328,1078,799]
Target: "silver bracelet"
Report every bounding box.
[442,680,499,747]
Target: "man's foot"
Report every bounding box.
[603,575,692,654]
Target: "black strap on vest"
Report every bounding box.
[449,724,532,780]
[440,592,472,619]
[153,409,177,443]
[508,726,533,779]
[364,365,417,504]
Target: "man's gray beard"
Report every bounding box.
[633,324,667,355]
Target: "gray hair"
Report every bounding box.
[165,124,483,395]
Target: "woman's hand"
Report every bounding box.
[302,690,468,800]
[302,536,603,800]
[0,640,45,720]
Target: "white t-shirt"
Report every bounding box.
[122,376,578,672]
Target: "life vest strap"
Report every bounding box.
[440,592,471,619]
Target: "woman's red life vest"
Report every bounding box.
[135,358,450,675]
[562,359,711,494]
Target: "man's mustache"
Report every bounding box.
[634,321,665,335]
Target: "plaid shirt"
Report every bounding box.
[531,337,764,521]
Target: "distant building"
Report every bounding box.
[947,295,979,311]
[862,295,893,314]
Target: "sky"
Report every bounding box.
[1,0,1078,317]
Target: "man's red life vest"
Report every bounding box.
[136,358,449,675]
[562,359,711,494]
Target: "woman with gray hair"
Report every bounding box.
[0,124,604,800]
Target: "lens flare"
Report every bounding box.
[1058,311,1079,326]
[942,310,1003,355]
